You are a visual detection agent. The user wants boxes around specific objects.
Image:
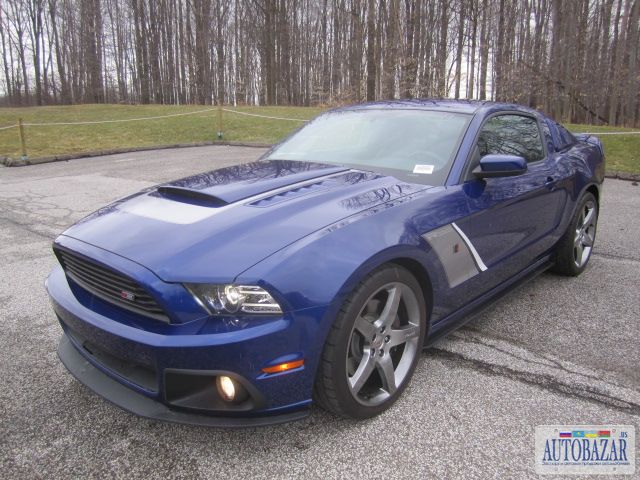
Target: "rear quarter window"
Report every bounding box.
[552,122,577,151]
[541,120,555,153]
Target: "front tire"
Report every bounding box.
[314,265,427,419]
[551,192,598,276]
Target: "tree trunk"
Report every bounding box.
[467,0,477,99]
[478,0,488,100]
[436,0,448,97]
[454,0,465,99]
[365,0,376,101]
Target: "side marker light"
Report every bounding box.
[261,359,304,374]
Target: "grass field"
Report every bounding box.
[0,104,323,160]
[565,123,640,174]
[0,104,638,174]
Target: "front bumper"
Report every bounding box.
[58,335,309,427]
[47,264,328,426]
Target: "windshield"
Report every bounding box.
[266,109,470,185]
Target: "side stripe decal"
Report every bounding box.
[451,222,488,272]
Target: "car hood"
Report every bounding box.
[61,160,430,282]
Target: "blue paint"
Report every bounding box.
[477,154,527,173]
[46,99,605,422]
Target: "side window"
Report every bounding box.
[477,114,545,163]
[556,123,576,151]
[541,120,555,153]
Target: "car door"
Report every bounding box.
[455,113,567,288]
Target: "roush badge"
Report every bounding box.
[120,290,136,301]
[535,425,635,475]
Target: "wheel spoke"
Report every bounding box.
[354,315,376,339]
[583,207,595,228]
[349,352,376,394]
[376,286,401,328]
[583,231,594,247]
[575,243,584,263]
[376,355,397,395]
[388,324,420,347]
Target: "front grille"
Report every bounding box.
[56,249,169,323]
[66,327,158,392]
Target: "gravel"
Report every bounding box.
[1,145,638,478]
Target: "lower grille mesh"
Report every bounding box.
[56,249,169,323]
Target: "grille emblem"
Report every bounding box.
[120,290,136,301]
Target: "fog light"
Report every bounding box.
[216,375,248,403]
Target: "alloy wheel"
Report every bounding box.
[345,282,421,406]
[573,199,597,268]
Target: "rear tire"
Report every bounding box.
[551,192,598,276]
[313,264,427,419]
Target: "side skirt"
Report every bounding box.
[424,255,553,348]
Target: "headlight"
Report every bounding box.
[185,284,283,315]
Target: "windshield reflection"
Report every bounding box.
[266,109,470,186]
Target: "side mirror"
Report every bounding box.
[473,154,527,179]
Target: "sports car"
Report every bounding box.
[46,100,604,426]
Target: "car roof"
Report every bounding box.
[334,99,541,117]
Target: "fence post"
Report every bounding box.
[17,118,28,160]
[217,103,223,139]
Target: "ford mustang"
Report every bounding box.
[46,100,604,426]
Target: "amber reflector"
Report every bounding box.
[262,359,304,374]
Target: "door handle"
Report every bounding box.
[545,176,556,189]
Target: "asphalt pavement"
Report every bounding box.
[1,146,638,479]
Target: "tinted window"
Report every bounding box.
[541,120,555,153]
[266,109,471,186]
[556,123,576,150]
[477,115,544,163]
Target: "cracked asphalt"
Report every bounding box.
[1,146,638,479]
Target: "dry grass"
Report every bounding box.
[0,104,637,173]
[0,104,322,160]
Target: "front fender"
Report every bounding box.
[235,203,448,393]
[235,199,449,344]
[330,244,436,315]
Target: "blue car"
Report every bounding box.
[47,100,604,426]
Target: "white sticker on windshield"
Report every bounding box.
[413,164,434,174]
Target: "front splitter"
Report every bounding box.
[57,335,310,428]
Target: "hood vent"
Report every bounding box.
[249,171,379,208]
[249,179,337,207]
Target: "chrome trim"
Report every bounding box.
[451,222,488,272]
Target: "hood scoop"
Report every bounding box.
[156,186,228,207]
[159,160,349,206]
[155,185,229,207]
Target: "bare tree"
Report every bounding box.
[1,0,639,126]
